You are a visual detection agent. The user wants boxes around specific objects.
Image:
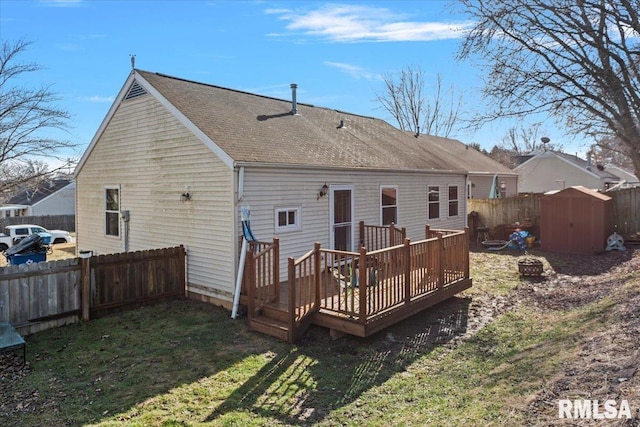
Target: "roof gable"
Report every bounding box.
[78,70,475,175]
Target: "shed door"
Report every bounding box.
[330,185,354,251]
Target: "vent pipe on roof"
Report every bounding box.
[290,83,298,115]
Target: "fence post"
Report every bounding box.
[80,251,92,322]
[358,245,367,324]
[404,238,411,304]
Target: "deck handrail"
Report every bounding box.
[245,238,279,318]
[244,224,470,343]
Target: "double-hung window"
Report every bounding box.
[380,186,397,225]
[105,187,120,237]
[428,186,440,220]
[448,185,459,217]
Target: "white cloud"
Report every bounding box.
[80,96,115,103]
[40,0,84,7]
[324,61,380,80]
[266,4,471,42]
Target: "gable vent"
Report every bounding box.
[124,80,148,100]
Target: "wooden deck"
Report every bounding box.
[241,224,472,343]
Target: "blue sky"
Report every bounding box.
[1,0,582,164]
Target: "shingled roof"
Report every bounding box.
[8,179,72,206]
[134,70,466,173]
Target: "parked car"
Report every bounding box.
[0,224,72,251]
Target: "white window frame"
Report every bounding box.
[274,206,302,233]
[380,185,398,226]
[427,185,440,221]
[105,186,121,238]
[448,185,459,218]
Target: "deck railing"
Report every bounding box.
[315,227,470,322]
[359,221,406,251]
[243,226,470,341]
[244,239,279,316]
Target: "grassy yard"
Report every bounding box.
[2,247,639,426]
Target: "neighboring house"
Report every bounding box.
[75,70,475,308]
[514,150,621,193]
[1,179,75,218]
[422,138,519,199]
[603,165,639,188]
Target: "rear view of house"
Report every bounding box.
[75,70,473,309]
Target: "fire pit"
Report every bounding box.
[518,257,543,276]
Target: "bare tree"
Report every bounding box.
[376,66,463,138]
[457,0,640,178]
[0,40,74,197]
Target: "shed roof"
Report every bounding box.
[123,70,469,172]
[543,185,612,201]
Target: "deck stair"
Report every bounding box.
[248,304,289,341]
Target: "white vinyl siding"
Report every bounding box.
[76,95,235,303]
[241,168,466,281]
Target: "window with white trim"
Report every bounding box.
[275,207,301,233]
[105,187,120,237]
[380,186,397,225]
[428,186,440,220]
[448,185,459,217]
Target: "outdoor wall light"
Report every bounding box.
[317,183,329,200]
[181,186,191,202]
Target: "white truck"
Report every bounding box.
[0,224,72,252]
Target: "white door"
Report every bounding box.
[330,185,354,251]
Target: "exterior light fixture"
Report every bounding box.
[317,183,329,200]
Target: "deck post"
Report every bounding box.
[463,227,470,279]
[359,221,365,247]
[287,257,296,342]
[273,238,280,303]
[437,232,444,290]
[390,222,396,247]
[404,238,411,304]
[425,225,431,239]
[246,249,256,317]
[313,242,321,308]
[358,245,367,324]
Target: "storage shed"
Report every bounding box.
[540,186,612,254]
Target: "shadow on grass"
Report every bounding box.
[3,296,470,426]
[206,296,471,425]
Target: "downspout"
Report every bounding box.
[231,166,245,319]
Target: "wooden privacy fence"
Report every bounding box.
[0,246,186,335]
[0,214,76,232]
[468,187,640,238]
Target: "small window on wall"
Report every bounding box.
[275,207,301,233]
[105,187,120,237]
[428,186,440,220]
[448,185,459,217]
[380,186,397,225]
